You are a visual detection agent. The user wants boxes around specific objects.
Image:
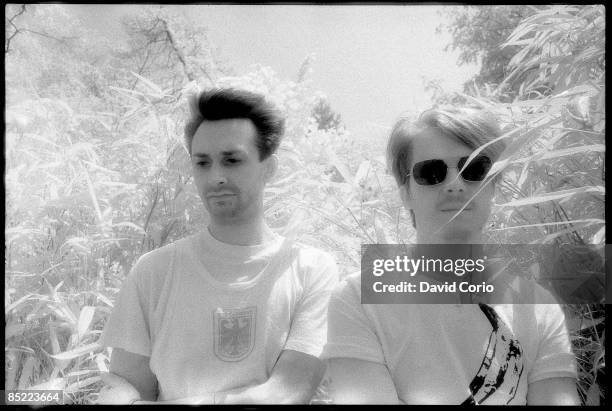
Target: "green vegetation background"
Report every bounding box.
[5,5,605,404]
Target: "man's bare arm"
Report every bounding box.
[527,377,580,405]
[129,349,324,404]
[109,348,157,401]
[215,349,324,404]
[326,357,401,404]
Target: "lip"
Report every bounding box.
[207,192,235,199]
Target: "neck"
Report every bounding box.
[208,218,275,246]
[417,230,483,245]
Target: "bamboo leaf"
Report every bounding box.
[44,192,91,209]
[530,226,594,244]
[497,186,604,208]
[28,377,66,391]
[81,160,121,177]
[585,383,601,406]
[18,356,37,389]
[61,237,91,255]
[490,219,604,232]
[6,351,20,390]
[49,322,71,371]
[108,86,147,97]
[82,165,103,224]
[111,221,146,234]
[22,132,61,148]
[5,228,47,244]
[325,145,353,185]
[5,293,36,315]
[65,375,102,394]
[591,227,605,244]
[511,144,605,164]
[67,369,96,378]
[49,323,62,355]
[48,300,78,326]
[50,342,102,361]
[77,306,96,341]
[354,160,373,186]
[373,211,388,244]
[130,71,163,96]
[5,322,27,339]
[96,354,109,373]
[516,161,531,191]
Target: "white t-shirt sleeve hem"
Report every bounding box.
[528,352,578,383]
[283,248,339,359]
[321,337,385,364]
[99,333,152,358]
[283,341,324,358]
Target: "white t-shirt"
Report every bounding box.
[101,229,338,401]
[322,273,577,405]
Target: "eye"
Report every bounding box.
[196,160,210,167]
[225,158,241,165]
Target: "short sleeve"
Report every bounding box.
[321,274,385,364]
[528,301,578,384]
[100,256,153,357]
[283,249,339,358]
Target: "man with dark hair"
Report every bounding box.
[98,88,338,404]
[183,88,285,160]
[322,106,579,405]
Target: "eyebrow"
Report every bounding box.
[192,150,246,158]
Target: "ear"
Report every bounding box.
[263,154,278,183]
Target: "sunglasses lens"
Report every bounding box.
[413,159,447,185]
[459,156,492,181]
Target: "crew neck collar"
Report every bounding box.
[194,228,287,290]
[202,226,284,260]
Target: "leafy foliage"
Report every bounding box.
[437,4,605,405]
[311,97,344,131]
[5,4,411,403]
[437,5,534,100]
[4,4,605,405]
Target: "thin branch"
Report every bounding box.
[5,4,27,53]
[7,4,27,26]
[130,44,153,90]
[21,28,77,44]
[160,18,196,82]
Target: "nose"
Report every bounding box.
[443,168,465,193]
[209,165,227,186]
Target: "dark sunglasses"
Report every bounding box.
[407,155,492,186]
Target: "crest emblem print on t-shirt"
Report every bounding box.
[213,307,257,362]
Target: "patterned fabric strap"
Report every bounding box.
[461,304,524,405]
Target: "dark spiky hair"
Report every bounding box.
[184,88,285,160]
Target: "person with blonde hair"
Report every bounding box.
[322,106,579,405]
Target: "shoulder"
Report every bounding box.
[287,242,339,288]
[505,275,561,305]
[130,233,199,282]
[330,271,361,302]
[291,242,338,275]
[530,283,568,327]
[292,242,337,265]
[498,281,568,334]
[342,271,361,290]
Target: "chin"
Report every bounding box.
[441,233,477,244]
[438,223,482,243]
[208,207,239,220]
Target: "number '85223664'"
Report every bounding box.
[4,390,64,405]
